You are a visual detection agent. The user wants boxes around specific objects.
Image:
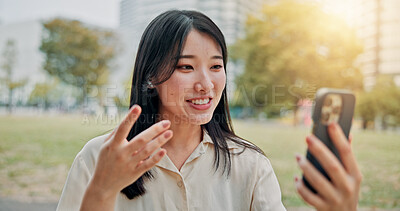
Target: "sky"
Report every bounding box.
[0,0,120,28]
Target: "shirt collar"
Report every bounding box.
[202,130,240,150]
[155,129,240,172]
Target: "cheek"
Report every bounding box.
[215,72,226,93]
[159,77,186,104]
[169,78,187,100]
[159,86,178,105]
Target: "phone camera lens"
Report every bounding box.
[332,106,341,114]
[324,97,332,106]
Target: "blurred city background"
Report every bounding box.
[0,0,399,210]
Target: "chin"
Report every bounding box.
[189,113,214,125]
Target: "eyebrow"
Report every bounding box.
[177,55,223,60]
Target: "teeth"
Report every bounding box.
[191,98,210,105]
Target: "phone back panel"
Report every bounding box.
[304,88,355,193]
[312,88,355,157]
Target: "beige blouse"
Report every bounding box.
[56,131,286,211]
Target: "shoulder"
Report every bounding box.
[75,133,109,172]
[80,133,109,155]
[203,131,274,173]
[227,138,279,198]
[227,138,274,173]
[57,134,109,211]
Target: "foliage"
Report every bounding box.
[356,76,400,129]
[0,39,27,113]
[230,0,364,117]
[356,90,378,129]
[39,18,117,106]
[28,80,60,109]
[113,78,131,110]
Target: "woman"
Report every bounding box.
[57,10,362,211]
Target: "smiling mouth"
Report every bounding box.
[186,98,212,105]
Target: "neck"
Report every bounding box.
[158,114,203,150]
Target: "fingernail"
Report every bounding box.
[329,122,336,130]
[162,120,170,128]
[131,105,138,112]
[306,136,313,146]
[295,154,301,162]
[295,177,301,189]
[164,131,171,138]
[158,149,166,156]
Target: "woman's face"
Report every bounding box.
[156,29,226,125]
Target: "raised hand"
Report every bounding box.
[295,123,362,211]
[80,105,172,210]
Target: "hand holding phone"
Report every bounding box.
[295,88,362,211]
[303,88,355,192]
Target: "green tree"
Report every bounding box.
[356,76,400,130]
[39,18,117,108]
[372,76,400,129]
[230,0,364,118]
[1,39,27,113]
[113,77,131,112]
[28,80,58,110]
[356,90,378,129]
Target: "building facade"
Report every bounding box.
[353,0,400,89]
[119,0,264,45]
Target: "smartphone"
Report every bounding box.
[303,88,355,193]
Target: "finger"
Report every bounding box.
[103,129,117,143]
[113,105,141,145]
[349,133,353,144]
[328,123,361,178]
[295,176,325,210]
[306,135,350,191]
[136,148,167,173]
[128,120,170,151]
[296,154,339,203]
[132,130,172,162]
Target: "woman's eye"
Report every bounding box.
[176,65,194,71]
[211,65,223,71]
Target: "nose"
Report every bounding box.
[194,69,214,93]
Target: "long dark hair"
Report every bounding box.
[122,10,264,199]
